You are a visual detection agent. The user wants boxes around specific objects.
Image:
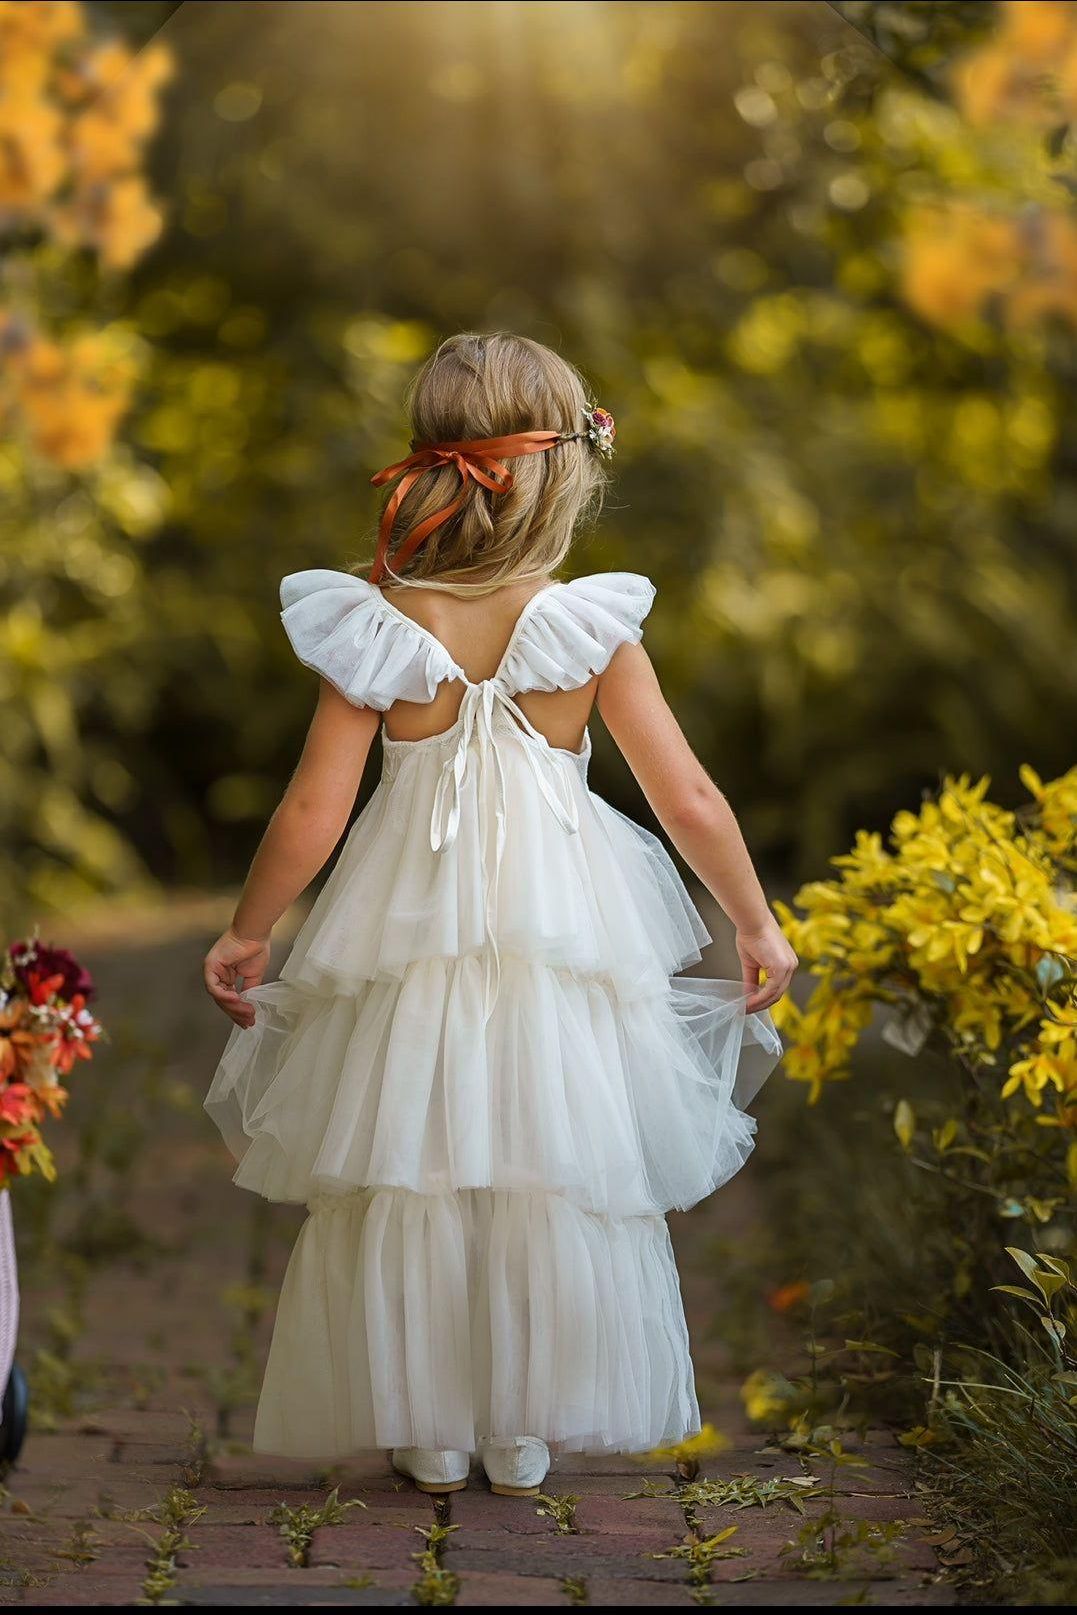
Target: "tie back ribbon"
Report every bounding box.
[368,429,573,584]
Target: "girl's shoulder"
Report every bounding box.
[278,568,656,708]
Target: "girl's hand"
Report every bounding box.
[736,920,797,1014]
[203,928,271,1028]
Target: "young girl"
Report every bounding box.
[203,332,795,1497]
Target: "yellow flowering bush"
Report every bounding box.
[774,767,1077,1228]
[900,1,1077,333]
[0,0,171,469]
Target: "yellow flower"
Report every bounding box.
[953,995,1003,1053]
[1022,763,1077,864]
[1002,1050,1071,1107]
[781,768,1076,1117]
[647,1423,731,1466]
[741,1370,796,1425]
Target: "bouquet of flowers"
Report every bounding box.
[0,938,101,1185]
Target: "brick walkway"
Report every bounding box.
[0,908,955,1606]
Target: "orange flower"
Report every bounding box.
[68,103,139,185]
[30,1079,68,1120]
[66,40,172,182]
[954,0,1077,126]
[91,174,165,270]
[11,330,136,468]
[0,88,66,211]
[1005,0,1077,56]
[767,1280,811,1313]
[0,0,83,56]
[901,205,1023,329]
[0,1001,36,1082]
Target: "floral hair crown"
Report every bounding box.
[368,406,617,582]
[581,405,616,457]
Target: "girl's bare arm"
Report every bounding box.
[597,642,796,1012]
[203,681,380,1027]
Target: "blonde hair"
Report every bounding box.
[364,332,606,595]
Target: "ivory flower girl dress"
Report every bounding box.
[206,568,781,1460]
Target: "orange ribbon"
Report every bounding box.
[368,430,570,584]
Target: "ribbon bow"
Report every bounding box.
[368,431,568,583]
[427,679,582,1021]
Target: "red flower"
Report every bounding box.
[9,940,95,1003]
[0,1083,39,1126]
[25,969,66,1006]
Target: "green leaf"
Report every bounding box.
[1038,1272,1068,1301]
[893,1099,915,1150]
[933,1117,958,1153]
[1037,1255,1071,1282]
[991,1285,1042,1305]
[1005,1247,1047,1299]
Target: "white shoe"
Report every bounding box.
[481,1436,550,1496]
[391,1447,470,1494]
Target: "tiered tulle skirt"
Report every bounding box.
[206,720,781,1455]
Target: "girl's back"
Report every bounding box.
[380,580,597,752]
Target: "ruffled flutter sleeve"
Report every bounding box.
[279,570,463,710]
[500,572,656,695]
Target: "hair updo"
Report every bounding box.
[366,332,607,595]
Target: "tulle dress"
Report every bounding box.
[205,569,781,1459]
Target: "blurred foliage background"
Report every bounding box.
[2,0,1076,924]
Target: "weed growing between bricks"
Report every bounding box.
[561,1574,589,1605]
[269,1486,365,1568]
[53,1517,99,1567]
[121,1485,207,1605]
[410,1498,460,1607]
[626,1471,821,1516]
[774,1435,913,1584]
[534,1492,580,1535]
[629,1434,917,1602]
[181,1411,211,1489]
[652,1523,747,1599]
[627,1446,756,1602]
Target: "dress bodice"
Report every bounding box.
[279,568,657,1013]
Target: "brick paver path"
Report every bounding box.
[0,907,954,1605]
